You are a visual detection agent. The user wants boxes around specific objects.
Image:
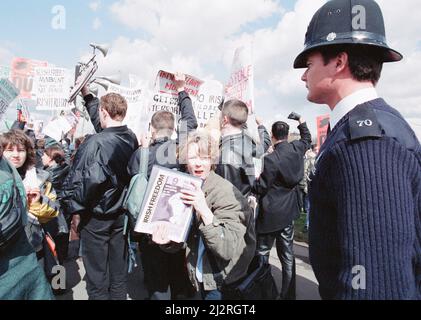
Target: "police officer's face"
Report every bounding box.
[301,52,336,106]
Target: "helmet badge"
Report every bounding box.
[326,32,337,42]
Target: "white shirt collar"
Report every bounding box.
[330,87,378,129]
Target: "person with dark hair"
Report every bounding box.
[295,0,420,299]
[216,100,270,198]
[302,145,317,232]
[61,87,138,300]
[42,145,70,264]
[42,145,69,196]
[252,113,311,300]
[0,143,54,300]
[1,129,61,285]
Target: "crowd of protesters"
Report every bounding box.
[0,72,311,300]
[1,0,420,301]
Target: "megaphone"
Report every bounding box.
[93,79,110,91]
[90,43,110,57]
[96,74,121,85]
[89,86,99,96]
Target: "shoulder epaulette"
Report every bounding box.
[348,104,382,141]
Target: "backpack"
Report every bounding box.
[0,158,26,250]
[123,147,149,232]
[122,148,149,274]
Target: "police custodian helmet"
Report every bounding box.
[294,0,403,68]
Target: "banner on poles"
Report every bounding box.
[33,67,72,111]
[224,44,254,114]
[316,114,330,151]
[10,57,48,99]
[0,79,19,121]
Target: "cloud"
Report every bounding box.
[93,17,102,30]
[89,1,101,12]
[91,0,420,138]
[109,0,283,63]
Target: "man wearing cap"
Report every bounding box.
[294,0,421,299]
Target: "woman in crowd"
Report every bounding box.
[153,131,256,300]
[42,144,70,199]
[1,130,60,268]
[0,140,54,300]
[42,144,70,264]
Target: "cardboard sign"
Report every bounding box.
[316,114,330,151]
[193,80,223,129]
[43,116,73,142]
[10,57,48,99]
[0,65,10,80]
[224,44,254,114]
[0,79,19,121]
[107,83,149,137]
[149,70,205,125]
[157,70,203,97]
[33,67,72,110]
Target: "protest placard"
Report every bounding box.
[33,67,72,111]
[23,167,41,190]
[43,116,73,142]
[316,114,330,151]
[134,166,202,243]
[224,44,254,114]
[107,83,149,137]
[0,66,10,80]
[157,70,203,97]
[0,79,19,121]
[149,70,204,125]
[193,80,223,129]
[10,57,48,99]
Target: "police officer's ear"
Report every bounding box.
[335,52,349,74]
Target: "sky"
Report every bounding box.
[1,0,420,138]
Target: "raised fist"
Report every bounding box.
[288,112,301,121]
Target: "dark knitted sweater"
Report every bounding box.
[309,98,421,300]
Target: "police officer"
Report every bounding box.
[294,0,421,299]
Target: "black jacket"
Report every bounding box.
[61,96,139,217]
[45,162,70,200]
[252,122,311,233]
[215,125,270,198]
[128,90,198,178]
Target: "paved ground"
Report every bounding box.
[56,240,320,300]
